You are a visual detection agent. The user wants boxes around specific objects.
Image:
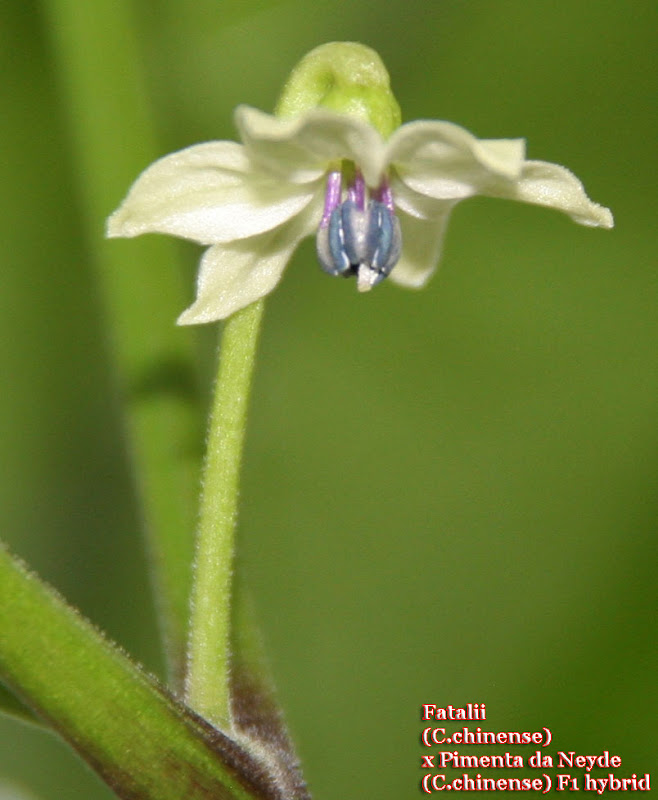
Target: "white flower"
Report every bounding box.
[107,105,613,324]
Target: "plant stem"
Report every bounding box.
[186,301,264,728]
[0,544,269,800]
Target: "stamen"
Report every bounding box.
[375,178,395,213]
[320,170,343,227]
[316,170,402,289]
[347,169,366,211]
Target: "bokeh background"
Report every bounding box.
[1,1,656,798]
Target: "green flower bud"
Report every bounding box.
[274,42,401,139]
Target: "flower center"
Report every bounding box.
[316,169,401,292]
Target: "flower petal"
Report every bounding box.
[235,105,387,187]
[177,203,318,323]
[481,160,614,228]
[388,208,453,289]
[107,141,317,245]
[392,173,458,220]
[387,120,526,201]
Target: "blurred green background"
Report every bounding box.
[1,1,656,798]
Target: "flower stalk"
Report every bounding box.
[185,300,265,728]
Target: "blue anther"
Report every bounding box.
[366,201,399,274]
[316,198,401,288]
[340,200,365,267]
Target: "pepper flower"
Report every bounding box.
[107,42,613,324]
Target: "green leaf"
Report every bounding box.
[0,544,283,800]
[40,0,203,687]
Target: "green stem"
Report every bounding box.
[0,544,272,800]
[186,301,265,728]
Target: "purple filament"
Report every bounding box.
[347,170,366,210]
[320,171,342,227]
[375,178,395,213]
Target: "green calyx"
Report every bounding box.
[274,42,401,139]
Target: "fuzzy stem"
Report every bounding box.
[0,543,271,800]
[185,301,264,728]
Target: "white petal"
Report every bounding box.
[235,105,387,187]
[482,160,614,228]
[388,209,454,289]
[177,204,318,324]
[388,122,613,229]
[392,174,458,220]
[387,120,526,201]
[107,141,317,245]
